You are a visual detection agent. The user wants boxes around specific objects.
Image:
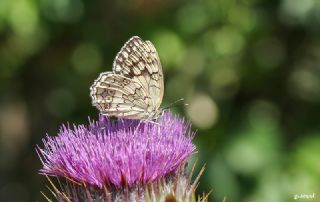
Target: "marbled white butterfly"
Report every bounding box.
[90,36,164,119]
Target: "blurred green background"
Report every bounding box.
[1,0,320,201]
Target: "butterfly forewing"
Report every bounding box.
[90,36,164,119]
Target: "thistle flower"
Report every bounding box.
[37,112,208,201]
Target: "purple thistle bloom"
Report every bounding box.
[37,111,196,189]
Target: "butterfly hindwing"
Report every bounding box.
[90,72,150,110]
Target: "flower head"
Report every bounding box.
[37,111,196,188]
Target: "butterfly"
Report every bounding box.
[90,36,164,120]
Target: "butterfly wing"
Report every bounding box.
[90,36,164,119]
[112,36,164,112]
[90,72,151,119]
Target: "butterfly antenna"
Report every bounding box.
[163,98,188,110]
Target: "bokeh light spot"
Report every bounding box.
[252,167,284,202]
[283,137,320,198]
[209,157,240,202]
[180,48,205,77]
[211,66,239,88]
[166,75,194,102]
[209,27,245,56]
[176,4,208,35]
[280,0,314,24]
[0,0,10,29]
[293,136,320,177]
[225,130,279,175]
[253,37,286,70]
[40,0,84,22]
[9,0,39,36]
[225,100,280,175]
[152,31,184,68]
[248,100,280,128]
[210,65,240,99]
[71,43,102,75]
[228,5,256,33]
[186,94,219,129]
[287,67,320,102]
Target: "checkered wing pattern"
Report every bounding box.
[90,36,164,119]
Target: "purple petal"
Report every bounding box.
[37,111,196,188]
